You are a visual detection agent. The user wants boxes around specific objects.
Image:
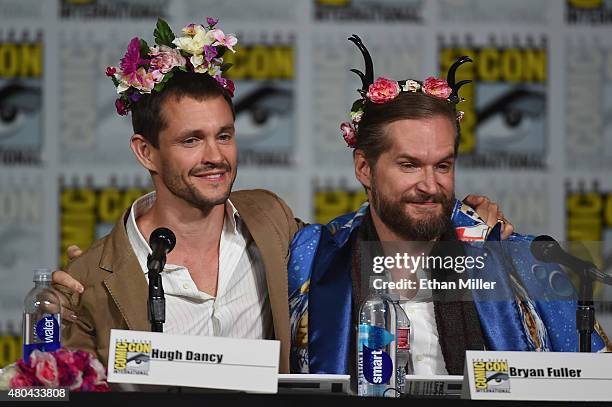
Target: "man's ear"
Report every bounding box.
[130,134,158,173]
[354,149,372,190]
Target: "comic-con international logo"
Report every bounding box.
[439,35,547,169]
[567,0,612,24]
[113,340,152,375]
[473,359,510,393]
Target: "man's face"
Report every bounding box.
[360,115,457,241]
[153,95,237,208]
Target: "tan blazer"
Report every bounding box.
[57,189,302,373]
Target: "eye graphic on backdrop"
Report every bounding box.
[476,87,545,146]
[0,83,42,140]
[234,84,292,144]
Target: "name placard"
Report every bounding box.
[463,351,612,401]
[107,329,280,393]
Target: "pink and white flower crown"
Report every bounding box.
[107,17,237,116]
[340,35,471,148]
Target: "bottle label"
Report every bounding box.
[35,314,61,349]
[23,314,61,360]
[358,324,394,386]
[397,327,410,350]
[362,345,393,384]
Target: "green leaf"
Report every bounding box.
[154,82,165,92]
[216,47,226,58]
[139,39,151,57]
[220,63,233,72]
[161,71,174,83]
[178,66,188,72]
[351,99,365,111]
[154,18,176,47]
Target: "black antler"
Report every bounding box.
[348,34,374,94]
[447,55,472,104]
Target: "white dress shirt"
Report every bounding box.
[398,268,448,375]
[125,192,272,340]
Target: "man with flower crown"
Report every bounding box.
[50,21,510,376]
[50,18,304,373]
[288,35,610,379]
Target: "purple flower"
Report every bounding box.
[206,17,218,27]
[120,37,148,76]
[129,92,141,103]
[203,45,218,63]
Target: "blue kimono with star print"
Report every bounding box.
[288,199,608,374]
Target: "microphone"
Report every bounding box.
[530,235,612,285]
[147,227,176,273]
[146,227,176,333]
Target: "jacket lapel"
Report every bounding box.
[99,211,150,332]
[230,191,291,373]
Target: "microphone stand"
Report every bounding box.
[576,270,594,353]
[147,253,167,333]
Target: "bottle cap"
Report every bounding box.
[33,268,52,282]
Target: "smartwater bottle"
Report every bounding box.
[23,269,62,361]
[357,276,397,397]
[389,294,414,394]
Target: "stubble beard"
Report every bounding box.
[160,161,235,209]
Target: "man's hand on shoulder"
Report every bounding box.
[52,245,85,323]
[463,195,514,240]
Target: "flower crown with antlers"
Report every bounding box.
[340,34,472,148]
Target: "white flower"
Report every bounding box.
[172,25,215,55]
[0,364,18,390]
[402,80,420,92]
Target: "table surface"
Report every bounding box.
[35,391,612,407]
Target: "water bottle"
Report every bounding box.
[22,269,62,361]
[357,276,397,397]
[389,294,414,394]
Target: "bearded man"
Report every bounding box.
[288,36,610,378]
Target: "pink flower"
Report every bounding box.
[422,77,452,99]
[214,75,235,97]
[10,372,34,388]
[206,17,218,27]
[121,67,156,92]
[120,37,148,76]
[149,46,186,74]
[105,66,116,77]
[30,351,59,387]
[115,98,128,116]
[226,79,235,97]
[211,29,238,52]
[340,122,357,148]
[366,77,400,104]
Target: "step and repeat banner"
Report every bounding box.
[1,0,612,366]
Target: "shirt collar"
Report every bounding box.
[125,191,241,274]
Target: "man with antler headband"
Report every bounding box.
[288,35,610,379]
